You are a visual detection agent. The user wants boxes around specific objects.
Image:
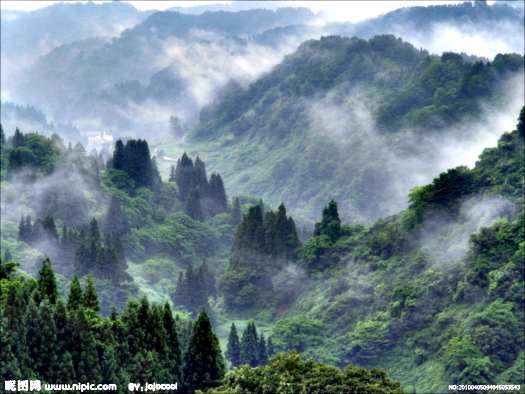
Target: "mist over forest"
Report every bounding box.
[1,1,524,393]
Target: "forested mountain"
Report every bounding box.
[5,2,522,137]
[219,108,525,392]
[0,2,153,100]
[0,127,237,314]
[186,34,523,224]
[9,7,315,132]
[1,108,521,393]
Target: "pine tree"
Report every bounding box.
[162,302,182,382]
[27,299,58,381]
[174,271,186,309]
[233,205,266,255]
[70,307,101,382]
[12,127,24,148]
[258,333,268,366]
[73,142,86,158]
[54,299,71,356]
[175,153,194,202]
[121,300,144,365]
[58,227,81,274]
[151,157,161,190]
[265,203,300,260]
[240,322,259,367]
[173,265,210,317]
[113,140,126,171]
[286,216,301,258]
[56,351,75,383]
[100,345,119,388]
[196,266,210,312]
[37,257,59,304]
[84,274,101,312]
[314,199,342,243]
[106,156,114,169]
[113,235,128,272]
[182,309,226,393]
[0,283,30,381]
[517,106,524,137]
[67,276,84,312]
[225,323,241,368]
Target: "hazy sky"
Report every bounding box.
[0,1,492,23]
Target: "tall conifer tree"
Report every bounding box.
[162,302,182,382]
[67,276,84,312]
[225,323,241,368]
[84,274,100,312]
[240,322,259,367]
[182,310,225,393]
[37,257,59,304]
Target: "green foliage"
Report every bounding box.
[187,32,523,226]
[280,109,525,391]
[122,211,219,263]
[172,264,210,318]
[84,274,100,312]
[442,335,493,385]
[407,166,473,227]
[37,257,59,304]
[341,312,394,366]
[271,315,323,354]
[209,351,406,394]
[111,138,158,191]
[240,322,260,367]
[172,153,229,221]
[219,203,300,311]
[314,200,341,243]
[67,275,84,312]
[225,323,241,368]
[183,309,226,393]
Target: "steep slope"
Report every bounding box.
[278,108,524,392]
[217,108,524,392]
[185,34,523,224]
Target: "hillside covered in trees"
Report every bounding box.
[2,107,522,392]
[216,108,524,392]
[184,34,524,225]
